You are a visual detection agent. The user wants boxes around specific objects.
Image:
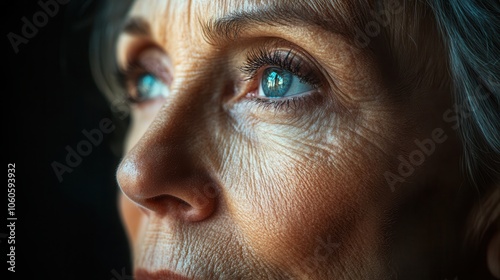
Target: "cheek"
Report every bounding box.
[119,102,165,250]
[119,193,145,252]
[125,100,165,152]
[219,116,394,274]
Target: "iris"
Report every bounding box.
[136,74,168,101]
[261,67,314,98]
[262,68,293,97]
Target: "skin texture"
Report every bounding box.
[112,0,493,279]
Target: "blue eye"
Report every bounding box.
[260,67,314,98]
[134,74,169,102]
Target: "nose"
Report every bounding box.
[116,101,219,222]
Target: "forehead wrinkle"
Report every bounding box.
[199,0,368,45]
[126,0,175,47]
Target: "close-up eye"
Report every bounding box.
[240,47,323,110]
[132,73,169,102]
[259,67,315,98]
[119,48,172,104]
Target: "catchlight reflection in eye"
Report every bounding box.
[260,67,314,98]
[135,74,169,102]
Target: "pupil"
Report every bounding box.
[262,68,292,97]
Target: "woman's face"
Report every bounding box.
[116,0,461,279]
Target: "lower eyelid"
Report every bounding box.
[126,73,169,104]
[256,88,317,100]
[249,93,317,112]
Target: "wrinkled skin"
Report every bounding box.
[115,0,468,279]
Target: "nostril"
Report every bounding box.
[145,195,190,215]
[116,143,219,222]
[184,195,217,222]
[144,193,217,222]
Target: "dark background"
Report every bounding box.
[3,1,132,279]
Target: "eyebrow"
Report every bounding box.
[120,1,363,43]
[201,2,362,45]
[122,17,151,36]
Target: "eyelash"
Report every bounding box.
[118,47,324,110]
[117,61,149,103]
[239,47,323,111]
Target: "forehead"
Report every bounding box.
[129,0,359,16]
[126,0,366,38]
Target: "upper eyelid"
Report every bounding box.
[240,49,298,76]
[120,42,324,93]
[121,48,173,84]
[116,48,173,105]
[117,34,152,71]
[116,25,167,72]
[240,47,323,87]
